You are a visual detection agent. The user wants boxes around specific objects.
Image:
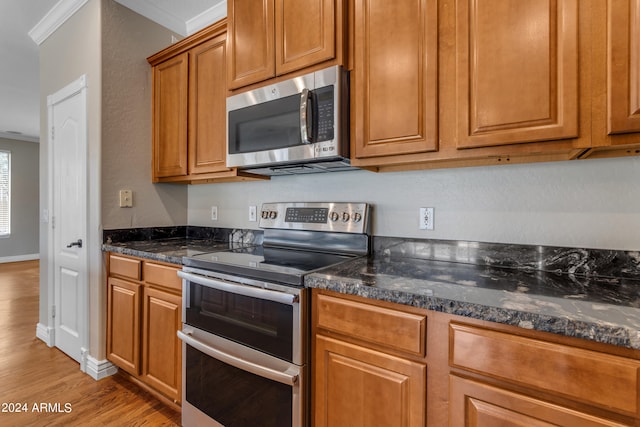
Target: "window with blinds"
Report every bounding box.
[0,151,10,236]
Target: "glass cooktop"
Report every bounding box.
[183,245,356,286]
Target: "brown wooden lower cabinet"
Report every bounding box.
[312,289,640,426]
[313,290,429,426]
[314,335,426,427]
[449,376,628,427]
[107,277,141,375]
[106,253,182,404]
[449,322,640,416]
[141,286,182,401]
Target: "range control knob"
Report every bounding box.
[342,212,350,222]
[329,211,340,222]
[269,211,278,220]
[352,212,362,223]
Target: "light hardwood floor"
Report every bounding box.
[0,260,181,426]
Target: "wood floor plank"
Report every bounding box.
[0,261,181,426]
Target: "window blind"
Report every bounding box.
[0,151,10,236]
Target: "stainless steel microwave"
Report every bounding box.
[226,66,355,176]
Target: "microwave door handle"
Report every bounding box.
[299,88,312,144]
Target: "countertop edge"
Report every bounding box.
[305,275,640,351]
[103,244,183,265]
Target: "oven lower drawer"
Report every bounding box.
[179,327,306,427]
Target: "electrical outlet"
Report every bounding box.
[419,207,434,230]
[211,206,218,221]
[249,205,257,222]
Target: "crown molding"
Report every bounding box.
[28,0,227,44]
[0,131,39,143]
[186,1,227,35]
[115,0,187,36]
[115,0,226,37]
[29,0,90,46]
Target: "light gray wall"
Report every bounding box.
[101,0,187,230]
[39,0,102,357]
[189,156,640,251]
[38,0,187,361]
[0,137,39,260]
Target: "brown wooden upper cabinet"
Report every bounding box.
[148,20,266,184]
[608,0,640,135]
[187,36,228,175]
[576,0,640,159]
[350,0,589,171]
[226,0,342,90]
[151,53,188,178]
[351,0,640,171]
[455,0,579,149]
[350,0,439,159]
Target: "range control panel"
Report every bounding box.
[259,202,370,234]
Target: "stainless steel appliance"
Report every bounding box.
[226,66,354,176]
[178,202,370,427]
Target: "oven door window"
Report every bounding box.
[187,283,294,362]
[228,93,303,155]
[186,345,292,427]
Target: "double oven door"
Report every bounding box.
[178,268,308,427]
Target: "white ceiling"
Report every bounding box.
[0,0,56,142]
[0,0,225,143]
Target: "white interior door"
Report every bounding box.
[48,76,88,364]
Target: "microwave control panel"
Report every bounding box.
[314,85,335,142]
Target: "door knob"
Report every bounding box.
[66,239,82,248]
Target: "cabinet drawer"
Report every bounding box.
[143,262,181,292]
[315,293,426,356]
[450,375,629,427]
[449,323,640,416]
[109,254,141,280]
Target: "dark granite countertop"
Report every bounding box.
[306,239,640,350]
[102,228,640,350]
[103,238,236,264]
[102,226,263,264]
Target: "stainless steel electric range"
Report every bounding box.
[178,202,371,427]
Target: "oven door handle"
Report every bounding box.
[178,270,297,305]
[177,330,299,386]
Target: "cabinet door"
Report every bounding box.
[227,0,275,89]
[188,33,232,175]
[314,335,426,427]
[141,286,182,402]
[456,0,579,148]
[107,277,141,375]
[152,52,188,179]
[450,376,627,427]
[275,0,335,75]
[351,0,438,159]
[608,0,640,134]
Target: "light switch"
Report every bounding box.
[119,190,133,208]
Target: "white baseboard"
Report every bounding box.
[36,323,54,347]
[85,355,118,381]
[0,254,39,264]
[35,331,116,381]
